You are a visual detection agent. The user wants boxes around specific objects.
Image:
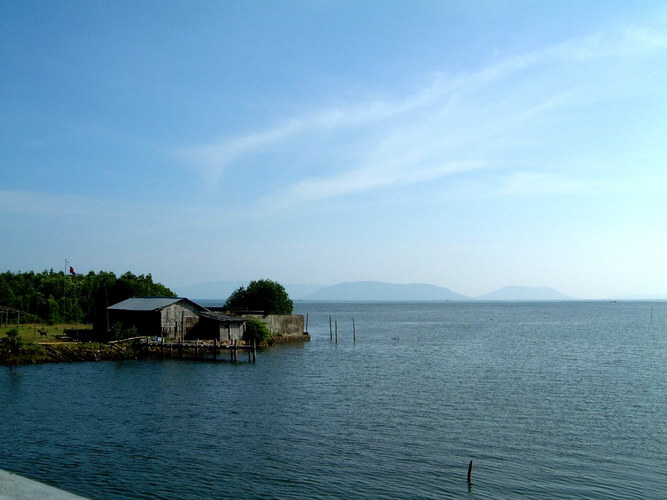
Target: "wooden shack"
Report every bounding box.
[192,311,246,342]
[107,297,207,338]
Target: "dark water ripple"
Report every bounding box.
[1,301,665,499]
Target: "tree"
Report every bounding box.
[0,270,175,328]
[224,279,293,314]
[243,318,272,344]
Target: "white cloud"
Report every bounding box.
[179,13,667,214]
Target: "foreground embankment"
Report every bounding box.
[1,334,310,366]
[0,468,88,499]
[0,341,141,366]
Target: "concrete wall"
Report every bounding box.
[244,314,305,336]
[0,468,88,499]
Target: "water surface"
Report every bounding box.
[1,301,665,499]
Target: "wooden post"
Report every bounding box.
[248,341,251,362]
[467,460,473,485]
[335,320,338,343]
[252,339,256,362]
[161,337,165,359]
[305,313,309,334]
[329,315,332,340]
[353,318,356,343]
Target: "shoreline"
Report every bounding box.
[0,341,140,366]
[0,334,310,366]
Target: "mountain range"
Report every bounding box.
[174,280,576,301]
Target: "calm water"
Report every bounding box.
[1,302,665,499]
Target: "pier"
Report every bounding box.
[137,337,257,362]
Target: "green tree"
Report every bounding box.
[0,270,176,330]
[224,279,293,314]
[243,318,272,344]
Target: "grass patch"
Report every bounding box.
[0,323,92,344]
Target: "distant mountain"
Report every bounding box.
[174,281,321,300]
[302,281,469,301]
[177,280,576,302]
[477,286,573,301]
[284,284,324,299]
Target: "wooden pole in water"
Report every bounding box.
[329,315,332,340]
[161,337,165,359]
[252,339,256,362]
[305,313,309,334]
[467,460,473,485]
[353,318,356,343]
[335,320,338,343]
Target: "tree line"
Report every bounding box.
[0,270,175,328]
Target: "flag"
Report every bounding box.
[69,266,77,276]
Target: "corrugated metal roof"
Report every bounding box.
[108,297,188,311]
[199,311,245,323]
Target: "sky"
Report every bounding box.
[1,1,666,299]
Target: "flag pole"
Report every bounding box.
[63,259,68,319]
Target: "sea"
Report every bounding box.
[1,301,665,499]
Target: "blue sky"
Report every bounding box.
[2,1,666,299]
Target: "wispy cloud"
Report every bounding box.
[179,13,667,212]
[178,85,445,185]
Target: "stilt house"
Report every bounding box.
[194,311,246,342]
[107,297,207,338]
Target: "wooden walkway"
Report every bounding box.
[139,338,257,362]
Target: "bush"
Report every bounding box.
[243,318,272,344]
[109,322,138,341]
[1,328,23,353]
